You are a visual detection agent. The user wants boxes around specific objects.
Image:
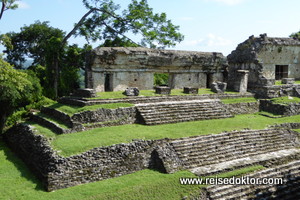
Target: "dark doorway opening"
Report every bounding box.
[104,74,113,91]
[206,73,213,88]
[275,65,288,80]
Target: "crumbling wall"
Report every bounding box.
[88,47,227,92]
[3,124,179,191]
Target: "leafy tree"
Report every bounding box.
[290,31,300,40]
[0,58,42,133]
[3,21,65,69]
[0,0,18,20]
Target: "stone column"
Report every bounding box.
[237,70,249,94]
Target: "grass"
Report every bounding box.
[47,103,134,116]
[0,139,266,200]
[28,113,300,157]
[221,97,257,104]
[270,96,300,105]
[275,80,300,85]
[36,113,69,129]
[92,89,238,99]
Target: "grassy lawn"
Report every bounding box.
[221,97,257,104]
[29,113,300,157]
[270,96,300,105]
[47,103,134,116]
[0,139,265,199]
[275,80,300,85]
[92,89,238,99]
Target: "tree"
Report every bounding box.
[290,31,300,40]
[0,58,42,133]
[0,0,18,20]
[3,21,65,69]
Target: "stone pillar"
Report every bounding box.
[237,70,249,94]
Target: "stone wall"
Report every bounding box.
[260,99,300,116]
[71,107,137,126]
[58,93,255,107]
[87,47,227,92]
[224,101,259,115]
[253,84,300,98]
[3,124,175,191]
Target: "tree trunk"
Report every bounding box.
[0,113,7,134]
[53,55,59,99]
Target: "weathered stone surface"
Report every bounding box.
[282,78,295,84]
[72,88,96,98]
[260,99,300,116]
[183,87,199,94]
[155,86,171,95]
[211,82,227,93]
[224,101,259,115]
[124,87,139,96]
[227,34,300,93]
[86,47,227,92]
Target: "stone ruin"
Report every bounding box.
[85,47,227,92]
[4,34,300,198]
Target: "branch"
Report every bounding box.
[0,2,6,20]
[101,21,140,47]
[62,7,130,45]
[62,8,95,45]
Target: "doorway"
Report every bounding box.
[275,65,288,80]
[104,74,113,91]
[206,73,213,88]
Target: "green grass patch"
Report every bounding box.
[93,89,238,99]
[275,80,300,85]
[28,113,300,157]
[48,103,134,116]
[221,97,257,104]
[36,113,69,129]
[270,96,300,105]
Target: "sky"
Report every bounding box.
[0,0,299,56]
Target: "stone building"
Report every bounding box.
[227,34,300,91]
[85,47,227,92]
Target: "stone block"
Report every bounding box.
[211,82,227,94]
[183,87,199,94]
[72,88,96,98]
[124,87,139,96]
[155,86,171,95]
[281,78,295,85]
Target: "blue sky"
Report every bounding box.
[0,0,299,55]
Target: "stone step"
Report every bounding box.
[190,149,300,177]
[29,113,70,134]
[171,129,282,145]
[173,133,286,152]
[179,142,292,165]
[185,144,294,167]
[178,139,290,157]
[136,99,232,125]
[206,159,300,199]
[172,129,286,146]
[143,113,231,123]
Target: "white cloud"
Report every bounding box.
[205,0,246,5]
[16,1,30,9]
[184,34,232,47]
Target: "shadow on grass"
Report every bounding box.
[0,139,45,191]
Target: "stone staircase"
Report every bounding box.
[170,129,300,176]
[206,160,300,200]
[136,99,233,125]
